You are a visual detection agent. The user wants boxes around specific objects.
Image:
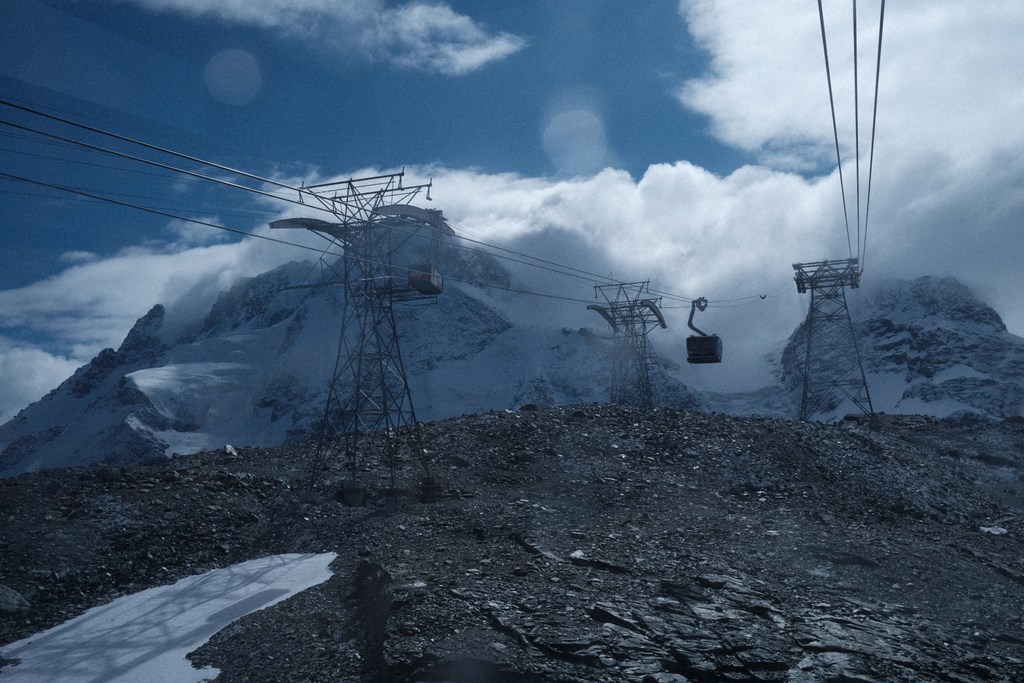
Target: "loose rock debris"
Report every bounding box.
[2,404,1023,682]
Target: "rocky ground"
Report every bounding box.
[2,404,1023,682]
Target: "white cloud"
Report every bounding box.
[5,1,1024,420]
[121,0,525,75]
[121,0,380,31]
[369,3,526,76]
[165,216,233,247]
[58,250,100,264]
[0,217,325,362]
[678,0,1024,168]
[0,339,81,424]
[674,0,1024,335]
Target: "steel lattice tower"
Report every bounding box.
[588,282,667,409]
[793,258,873,420]
[271,172,453,491]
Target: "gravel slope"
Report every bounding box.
[2,405,1023,682]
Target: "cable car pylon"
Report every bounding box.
[270,171,454,500]
[792,258,872,420]
[588,282,667,409]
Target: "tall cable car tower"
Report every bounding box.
[794,0,886,421]
[792,259,872,419]
[271,171,454,491]
[588,282,667,408]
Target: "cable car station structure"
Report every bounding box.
[588,282,667,409]
[271,171,453,491]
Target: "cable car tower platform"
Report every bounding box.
[792,258,873,421]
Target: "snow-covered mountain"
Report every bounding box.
[4,258,1022,477]
[0,249,703,476]
[766,275,1024,423]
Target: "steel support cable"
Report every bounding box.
[443,216,706,304]
[4,101,703,306]
[0,117,303,210]
[853,0,862,261]
[2,101,770,313]
[444,218,620,287]
[1,120,621,299]
[862,0,886,271]
[0,171,279,221]
[0,171,341,256]
[2,121,423,253]
[439,207,703,304]
[0,98,299,193]
[3,170,604,308]
[2,129,741,315]
[0,134,204,182]
[817,0,854,259]
[446,230,610,287]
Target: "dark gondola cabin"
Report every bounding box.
[686,296,723,363]
[686,334,723,364]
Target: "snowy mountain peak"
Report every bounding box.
[117,304,169,365]
[772,275,1024,423]
[5,267,1022,476]
[865,276,1006,333]
[0,253,700,476]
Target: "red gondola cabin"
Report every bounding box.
[408,263,443,295]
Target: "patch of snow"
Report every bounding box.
[0,552,336,683]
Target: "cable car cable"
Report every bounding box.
[0,98,300,194]
[3,100,783,312]
[816,0,854,260]
[3,100,705,303]
[861,0,886,271]
[853,0,862,261]
[0,117,301,209]
[0,171,340,256]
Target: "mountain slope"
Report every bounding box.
[770,276,1024,422]
[7,262,1021,477]
[2,406,1022,682]
[0,250,702,476]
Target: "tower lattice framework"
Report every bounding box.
[271,172,452,489]
[793,258,873,420]
[588,282,667,409]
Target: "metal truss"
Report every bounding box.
[792,258,873,420]
[271,171,453,489]
[588,282,667,409]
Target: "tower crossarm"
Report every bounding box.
[793,258,861,293]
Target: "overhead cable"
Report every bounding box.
[861,0,886,271]
[0,171,335,255]
[0,98,297,192]
[3,99,790,312]
[816,0,854,259]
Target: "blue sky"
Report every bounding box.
[3,0,1024,421]
[0,0,747,289]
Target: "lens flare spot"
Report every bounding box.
[204,49,262,107]
[542,109,608,176]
